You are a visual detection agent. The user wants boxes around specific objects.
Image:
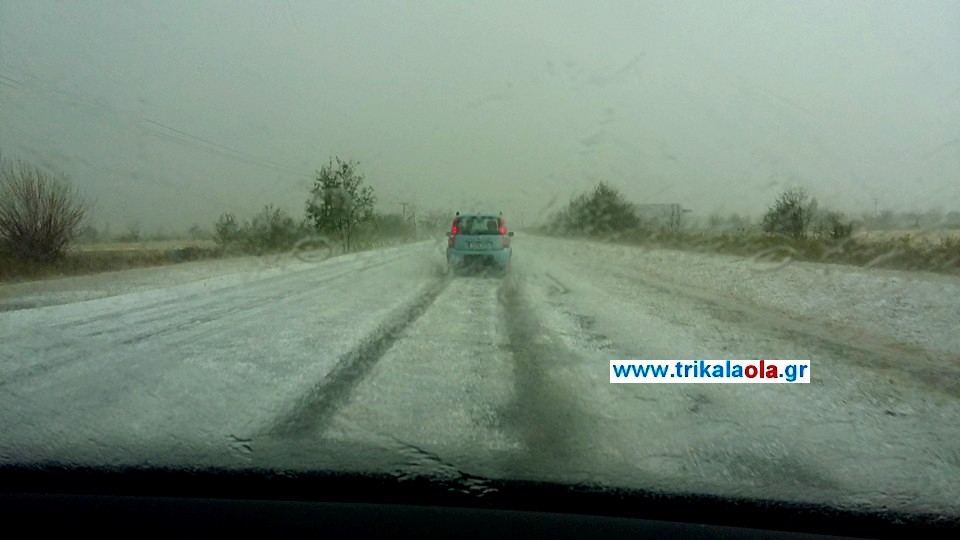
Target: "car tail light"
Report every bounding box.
[499,219,509,247]
[449,220,457,247]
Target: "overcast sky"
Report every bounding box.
[1,0,958,231]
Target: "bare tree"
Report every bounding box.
[213,213,241,248]
[187,223,208,240]
[761,187,814,239]
[119,221,142,242]
[946,211,960,229]
[812,209,853,240]
[0,157,87,262]
[243,204,299,253]
[909,211,922,229]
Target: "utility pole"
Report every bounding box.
[400,202,415,239]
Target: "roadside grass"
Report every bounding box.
[15,228,954,283]
[0,243,223,283]
[0,235,428,284]
[538,229,960,276]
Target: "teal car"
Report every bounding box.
[446,213,514,275]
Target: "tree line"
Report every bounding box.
[212,157,449,255]
[3,150,956,265]
[0,154,441,264]
[548,182,874,241]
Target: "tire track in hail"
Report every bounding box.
[114,252,410,345]
[263,275,451,439]
[50,249,411,333]
[494,270,594,477]
[543,268,847,495]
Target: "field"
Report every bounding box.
[73,239,219,252]
[0,236,421,284]
[579,227,960,277]
[853,228,960,244]
[3,227,958,284]
[0,239,223,283]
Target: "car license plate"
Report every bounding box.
[469,242,491,249]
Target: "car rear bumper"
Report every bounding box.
[447,248,511,268]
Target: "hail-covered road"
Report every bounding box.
[2,235,958,516]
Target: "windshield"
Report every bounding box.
[457,216,502,235]
[1,0,958,522]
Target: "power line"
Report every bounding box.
[0,68,316,181]
[139,126,287,172]
[0,73,20,89]
[0,67,319,220]
[142,119,309,178]
[139,124,313,180]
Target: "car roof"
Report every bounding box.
[455,213,502,219]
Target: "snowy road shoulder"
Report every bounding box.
[0,241,435,312]
[529,235,960,363]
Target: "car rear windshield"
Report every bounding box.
[456,216,501,235]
